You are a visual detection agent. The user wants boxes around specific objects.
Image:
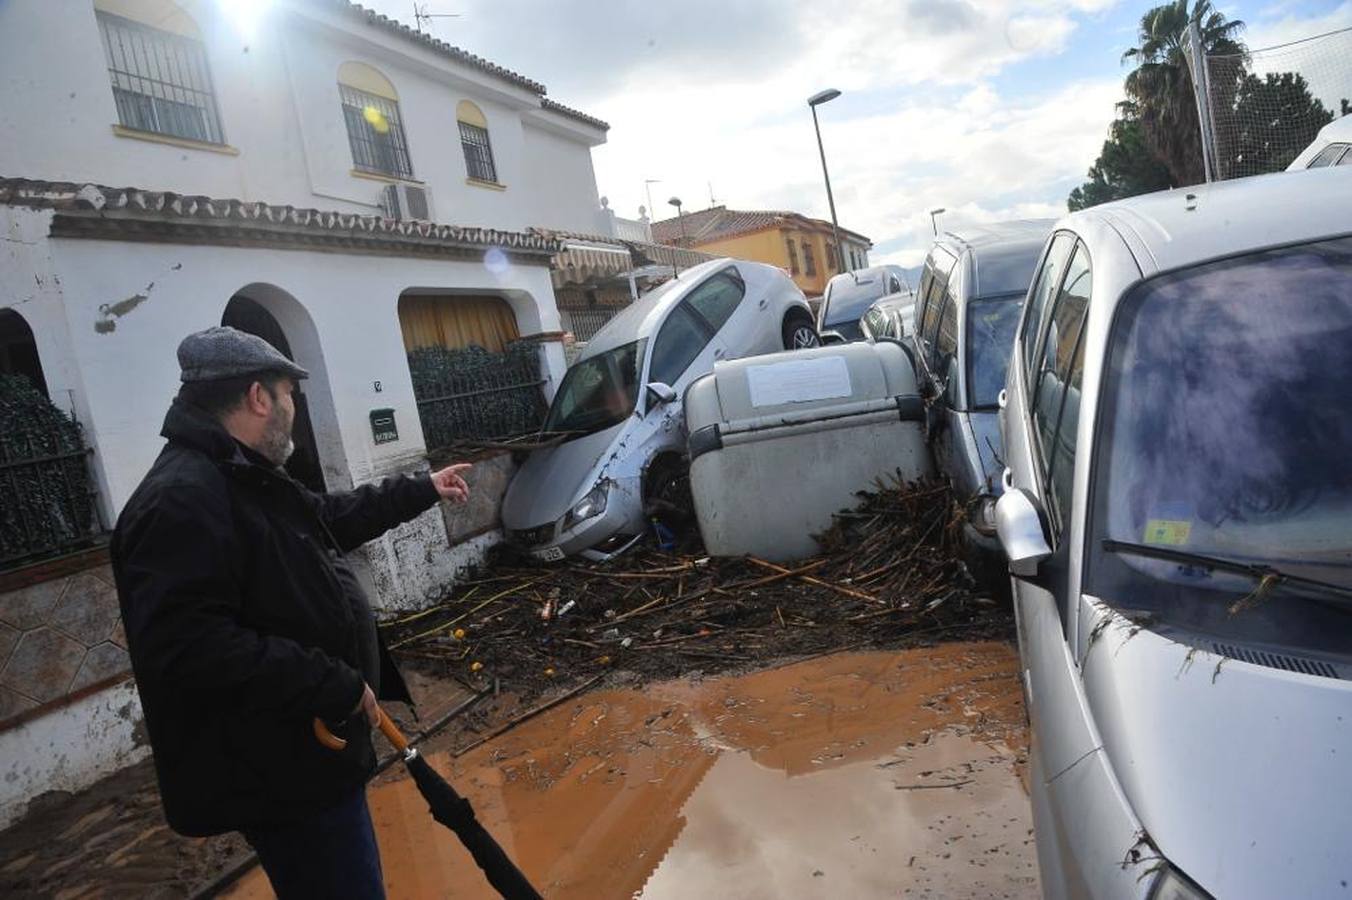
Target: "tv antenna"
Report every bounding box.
[413,3,460,34]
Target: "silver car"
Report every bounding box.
[859,289,916,345]
[817,264,911,341]
[996,169,1352,899]
[911,220,1052,588]
[502,258,818,561]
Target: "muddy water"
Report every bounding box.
[226,641,1036,899]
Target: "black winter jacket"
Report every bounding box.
[111,399,440,836]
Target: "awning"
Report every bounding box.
[550,241,635,288]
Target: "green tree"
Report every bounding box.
[1069,104,1175,210]
[1225,72,1336,175]
[1122,0,1245,186]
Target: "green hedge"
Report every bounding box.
[407,342,545,449]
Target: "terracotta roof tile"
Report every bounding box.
[329,1,545,94]
[539,98,609,131]
[0,178,562,262]
[651,206,871,248]
[320,3,606,132]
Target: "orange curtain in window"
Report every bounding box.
[398,295,519,353]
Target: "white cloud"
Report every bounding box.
[362,0,1127,261]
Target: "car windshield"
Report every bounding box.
[966,294,1023,409]
[542,340,645,440]
[1088,236,1352,664]
[823,276,885,326]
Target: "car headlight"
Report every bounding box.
[563,484,608,530]
[1150,865,1213,900]
[970,494,999,536]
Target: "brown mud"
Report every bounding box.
[225,641,1036,899]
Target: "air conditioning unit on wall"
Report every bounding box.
[382,183,434,223]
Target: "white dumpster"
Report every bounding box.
[684,341,933,562]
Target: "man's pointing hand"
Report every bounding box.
[430,463,472,504]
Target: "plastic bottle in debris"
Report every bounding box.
[651,517,676,551]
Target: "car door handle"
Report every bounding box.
[1002,467,1014,491]
[714,348,726,360]
[758,298,769,310]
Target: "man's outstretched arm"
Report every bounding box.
[313,463,472,552]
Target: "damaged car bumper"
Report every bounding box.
[507,477,645,563]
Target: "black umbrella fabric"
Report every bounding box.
[315,709,543,900]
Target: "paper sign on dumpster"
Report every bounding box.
[746,356,853,408]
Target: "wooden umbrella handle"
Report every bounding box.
[313,705,411,753]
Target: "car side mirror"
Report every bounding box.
[996,488,1053,577]
[645,382,677,410]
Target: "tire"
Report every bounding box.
[643,456,694,523]
[782,313,820,350]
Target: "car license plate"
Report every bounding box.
[533,546,565,562]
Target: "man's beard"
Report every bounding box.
[259,407,295,468]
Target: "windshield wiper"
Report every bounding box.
[1101,539,1352,613]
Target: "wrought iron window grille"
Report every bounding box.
[97,11,225,145]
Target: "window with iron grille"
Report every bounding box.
[97,11,225,145]
[340,84,414,179]
[786,239,800,275]
[459,121,498,183]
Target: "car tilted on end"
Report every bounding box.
[996,167,1352,899]
[502,258,818,561]
[911,219,1053,588]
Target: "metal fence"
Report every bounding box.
[1188,23,1351,180]
[407,341,547,450]
[560,307,618,344]
[0,423,103,571]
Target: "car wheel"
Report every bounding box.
[644,456,693,523]
[782,315,820,350]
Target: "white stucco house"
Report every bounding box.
[0,0,614,826]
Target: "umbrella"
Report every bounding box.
[315,708,544,900]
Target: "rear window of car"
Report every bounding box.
[1308,143,1350,167]
[974,244,1044,296]
[823,276,885,326]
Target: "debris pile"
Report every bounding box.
[382,479,1011,696]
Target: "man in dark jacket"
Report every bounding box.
[112,326,471,899]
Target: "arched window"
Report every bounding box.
[456,100,498,184]
[95,0,225,144]
[338,61,413,179]
[0,309,48,397]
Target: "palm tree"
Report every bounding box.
[1122,0,1245,185]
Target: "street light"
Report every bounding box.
[929,207,946,236]
[808,88,846,275]
[668,196,686,276]
[668,196,687,241]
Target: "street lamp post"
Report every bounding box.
[668,196,686,276]
[929,207,946,236]
[808,88,846,275]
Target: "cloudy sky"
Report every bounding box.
[366,0,1351,266]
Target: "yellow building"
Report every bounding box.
[651,206,871,299]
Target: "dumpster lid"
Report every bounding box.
[685,341,919,432]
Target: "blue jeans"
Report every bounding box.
[242,788,385,899]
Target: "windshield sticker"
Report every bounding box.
[1144,503,1193,546]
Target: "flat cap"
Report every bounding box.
[177,326,310,383]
